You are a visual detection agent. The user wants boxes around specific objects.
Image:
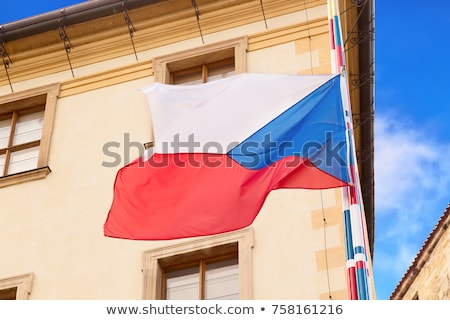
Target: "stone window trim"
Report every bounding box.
[0,273,34,300]
[153,36,248,84]
[142,227,254,300]
[0,83,60,188]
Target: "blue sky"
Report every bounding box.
[1,1,449,300]
[373,1,450,299]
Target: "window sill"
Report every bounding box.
[0,166,51,188]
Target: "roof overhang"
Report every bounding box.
[1,0,163,42]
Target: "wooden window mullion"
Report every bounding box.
[2,149,11,177]
[199,259,206,299]
[2,149,10,176]
[7,111,18,147]
[201,64,208,83]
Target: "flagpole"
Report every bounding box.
[327,2,337,74]
[327,0,372,300]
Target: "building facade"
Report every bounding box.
[0,0,374,299]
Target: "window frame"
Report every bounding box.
[0,83,60,188]
[143,228,254,300]
[153,36,248,84]
[0,273,33,300]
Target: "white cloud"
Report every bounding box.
[376,116,450,213]
[373,113,450,292]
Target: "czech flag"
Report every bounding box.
[104,73,350,240]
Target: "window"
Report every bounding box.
[0,84,60,188]
[162,243,238,300]
[143,228,253,300]
[153,36,247,84]
[0,273,33,300]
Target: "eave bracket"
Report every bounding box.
[59,10,75,77]
[191,0,204,44]
[0,40,13,92]
[123,1,138,61]
[0,26,13,92]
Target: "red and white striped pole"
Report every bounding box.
[328,0,372,300]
